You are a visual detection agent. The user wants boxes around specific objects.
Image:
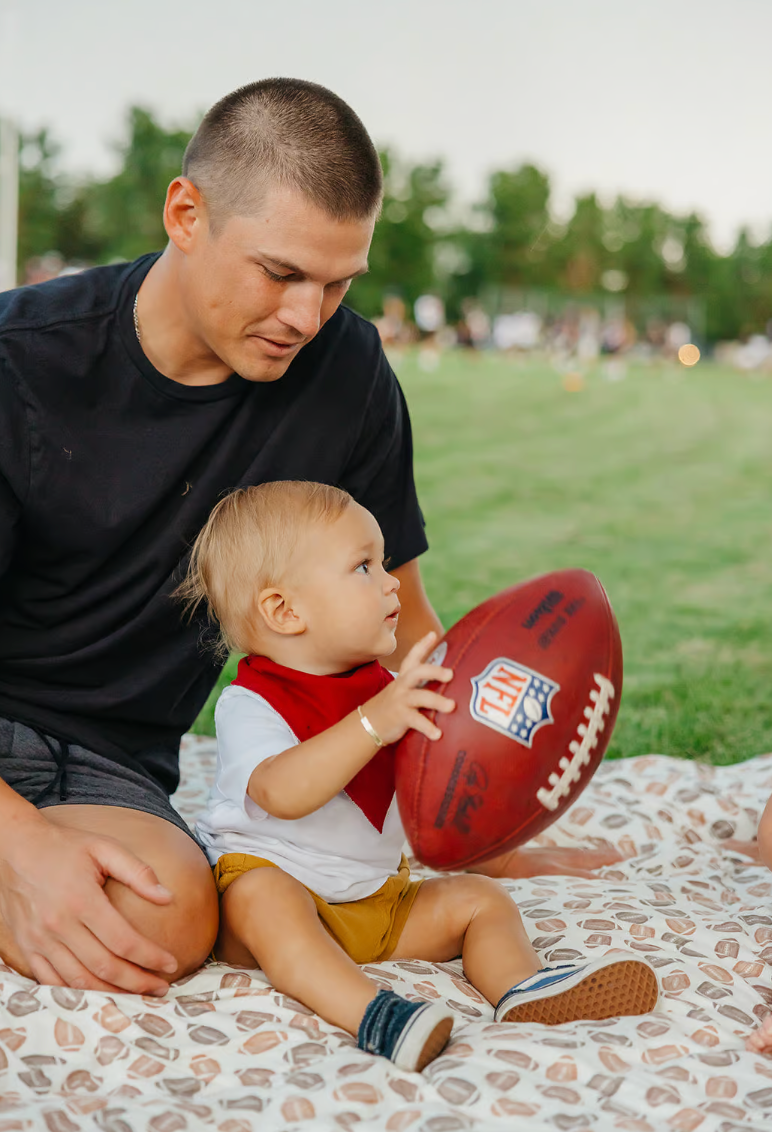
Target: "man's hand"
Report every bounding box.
[366,631,455,745]
[0,815,178,995]
[467,843,623,880]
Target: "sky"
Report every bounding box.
[1,0,770,249]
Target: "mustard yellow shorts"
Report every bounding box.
[213,852,422,965]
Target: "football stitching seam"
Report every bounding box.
[536,672,616,812]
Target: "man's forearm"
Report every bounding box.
[0,777,48,855]
[389,559,444,667]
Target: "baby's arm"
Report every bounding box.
[248,633,454,820]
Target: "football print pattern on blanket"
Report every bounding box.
[0,742,771,1131]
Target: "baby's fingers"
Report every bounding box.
[413,690,455,715]
[409,663,454,688]
[399,632,440,674]
[409,711,444,742]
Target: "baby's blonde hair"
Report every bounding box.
[176,481,353,656]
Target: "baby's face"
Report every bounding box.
[290,503,401,671]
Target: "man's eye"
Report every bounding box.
[355,561,370,575]
[262,265,291,283]
[383,557,392,571]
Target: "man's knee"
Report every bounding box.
[105,834,219,980]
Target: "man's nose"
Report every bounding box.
[277,284,324,340]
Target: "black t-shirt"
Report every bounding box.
[0,253,427,794]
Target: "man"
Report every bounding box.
[0,79,615,997]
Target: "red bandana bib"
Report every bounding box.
[233,654,397,833]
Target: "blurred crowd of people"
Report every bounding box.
[375,293,772,375]
[376,293,705,368]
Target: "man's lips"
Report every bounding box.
[251,334,304,356]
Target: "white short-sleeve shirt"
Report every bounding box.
[195,684,407,903]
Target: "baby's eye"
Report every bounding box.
[355,561,370,575]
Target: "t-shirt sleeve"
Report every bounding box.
[0,354,31,580]
[213,687,299,817]
[340,341,428,571]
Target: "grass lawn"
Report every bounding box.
[192,351,772,766]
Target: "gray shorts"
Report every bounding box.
[0,717,197,843]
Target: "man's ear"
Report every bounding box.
[164,176,207,254]
[256,588,306,636]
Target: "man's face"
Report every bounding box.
[178,184,375,382]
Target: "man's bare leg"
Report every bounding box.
[0,805,218,991]
[469,844,623,880]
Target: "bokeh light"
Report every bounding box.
[562,372,585,392]
[678,343,701,367]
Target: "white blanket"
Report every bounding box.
[1,743,771,1131]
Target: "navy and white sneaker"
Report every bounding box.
[494,954,659,1026]
[358,989,454,1072]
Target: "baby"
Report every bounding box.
[186,481,658,1072]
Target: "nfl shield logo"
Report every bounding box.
[469,658,560,747]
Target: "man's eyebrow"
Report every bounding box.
[258,253,369,283]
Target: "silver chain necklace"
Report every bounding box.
[132,293,141,343]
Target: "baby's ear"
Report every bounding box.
[256,588,306,636]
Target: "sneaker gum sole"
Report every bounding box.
[414,1015,454,1072]
[501,960,659,1026]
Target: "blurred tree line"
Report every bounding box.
[17,108,772,343]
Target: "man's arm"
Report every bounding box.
[0,358,185,993]
[390,559,443,667]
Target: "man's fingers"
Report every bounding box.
[28,942,125,994]
[82,892,178,976]
[61,923,171,995]
[28,953,66,988]
[93,840,172,904]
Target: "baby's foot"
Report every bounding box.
[746,1012,772,1054]
[495,954,659,1025]
[358,989,453,1072]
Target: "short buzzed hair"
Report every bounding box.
[182,78,383,225]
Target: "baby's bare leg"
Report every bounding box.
[218,868,376,1034]
[390,874,539,1005]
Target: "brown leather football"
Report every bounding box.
[395,569,623,870]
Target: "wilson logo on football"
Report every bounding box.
[469,658,559,747]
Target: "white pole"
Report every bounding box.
[0,116,19,291]
[0,0,20,291]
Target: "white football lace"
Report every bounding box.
[536,674,615,812]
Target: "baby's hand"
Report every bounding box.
[363,632,455,746]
